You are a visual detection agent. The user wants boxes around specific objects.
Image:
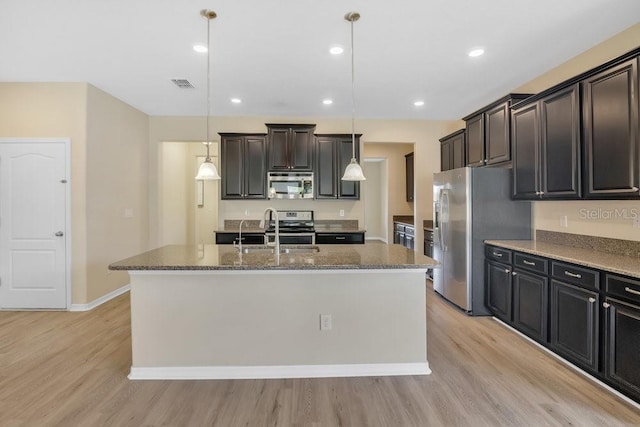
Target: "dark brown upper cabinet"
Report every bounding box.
[405,152,414,202]
[219,133,268,200]
[582,58,639,199]
[439,129,465,171]
[463,94,532,168]
[267,124,315,171]
[314,134,361,200]
[512,84,581,200]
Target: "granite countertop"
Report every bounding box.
[314,224,366,233]
[485,239,640,279]
[109,243,437,271]
[215,227,266,233]
[393,216,414,226]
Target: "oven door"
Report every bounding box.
[265,233,315,245]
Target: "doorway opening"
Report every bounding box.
[159,141,219,246]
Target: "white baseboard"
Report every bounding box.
[492,317,640,410]
[128,362,431,380]
[69,284,130,312]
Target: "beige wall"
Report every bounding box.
[149,117,455,247]
[0,82,149,304]
[362,160,385,240]
[364,143,414,241]
[0,82,90,303]
[513,23,640,241]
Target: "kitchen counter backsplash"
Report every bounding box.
[537,230,640,258]
[314,220,360,231]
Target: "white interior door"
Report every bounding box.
[0,141,68,309]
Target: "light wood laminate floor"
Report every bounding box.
[1,282,639,426]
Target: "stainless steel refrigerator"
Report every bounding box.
[433,167,531,315]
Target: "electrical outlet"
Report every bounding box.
[560,215,568,228]
[124,208,133,218]
[320,314,332,331]
[244,209,250,216]
[633,216,640,228]
[339,209,345,217]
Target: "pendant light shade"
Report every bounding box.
[196,9,221,181]
[195,143,221,180]
[341,11,366,182]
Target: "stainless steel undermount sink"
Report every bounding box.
[238,245,274,254]
[279,245,320,254]
[237,245,320,254]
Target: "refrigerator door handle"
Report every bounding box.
[440,189,450,252]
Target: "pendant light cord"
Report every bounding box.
[350,16,356,160]
[205,15,212,161]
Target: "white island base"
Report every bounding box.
[128,269,430,380]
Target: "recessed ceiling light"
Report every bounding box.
[322,99,333,105]
[193,44,207,53]
[329,46,344,55]
[414,100,425,107]
[230,98,242,104]
[468,48,485,57]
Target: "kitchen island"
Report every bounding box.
[109,243,437,380]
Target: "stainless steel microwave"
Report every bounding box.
[267,172,314,199]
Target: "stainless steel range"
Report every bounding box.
[265,210,315,245]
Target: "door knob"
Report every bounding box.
[55,231,64,237]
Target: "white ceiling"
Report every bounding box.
[1,0,638,120]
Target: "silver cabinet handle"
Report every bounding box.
[512,272,517,276]
[523,260,535,266]
[504,268,510,273]
[564,271,582,279]
[603,302,610,308]
[335,236,346,240]
[588,297,596,303]
[492,252,503,257]
[625,287,640,296]
[55,231,64,237]
[632,186,639,191]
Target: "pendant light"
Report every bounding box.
[341,11,366,181]
[195,9,221,181]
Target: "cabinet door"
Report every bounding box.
[315,137,337,198]
[267,128,290,170]
[451,133,466,169]
[486,261,512,321]
[512,269,548,343]
[221,136,244,199]
[512,103,540,199]
[244,136,267,198]
[540,85,581,198]
[337,137,360,199]
[466,114,485,167]
[485,102,511,165]
[605,297,640,400]
[440,141,452,171]
[583,58,639,199]
[290,128,314,170]
[405,152,414,202]
[550,280,599,371]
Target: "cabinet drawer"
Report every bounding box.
[606,274,640,305]
[424,229,434,241]
[394,223,405,232]
[315,232,364,244]
[551,261,600,290]
[404,226,415,237]
[513,252,548,274]
[485,246,512,264]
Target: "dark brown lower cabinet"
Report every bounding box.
[550,280,599,372]
[512,269,548,343]
[604,297,640,399]
[486,260,512,322]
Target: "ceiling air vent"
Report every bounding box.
[171,79,195,89]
